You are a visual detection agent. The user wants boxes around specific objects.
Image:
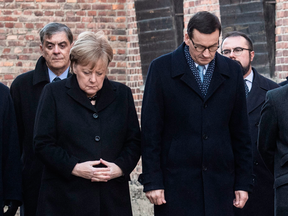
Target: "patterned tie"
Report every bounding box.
[244,80,249,97]
[52,77,61,82]
[197,65,204,83]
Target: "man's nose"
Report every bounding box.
[53,45,60,54]
[202,48,210,57]
[229,50,236,59]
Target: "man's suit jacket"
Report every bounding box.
[234,69,278,216]
[0,83,22,216]
[139,43,253,216]
[10,56,70,216]
[259,84,288,191]
[34,75,141,216]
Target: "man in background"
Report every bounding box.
[10,22,73,216]
[221,31,278,216]
[258,83,288,215]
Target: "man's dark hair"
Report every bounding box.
[39,22,73,45]
[222,31,254,51]
[187,11,221,39]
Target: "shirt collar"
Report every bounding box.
[194,62,209,71]
[48,67,70,83]
[245,69,254,84]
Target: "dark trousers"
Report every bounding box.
[276,184,288,216]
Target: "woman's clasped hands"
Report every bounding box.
[72,158,123,182]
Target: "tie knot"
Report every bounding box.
[197,65,204,73]
[52,77,61,82]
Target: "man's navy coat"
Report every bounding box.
[33,74,141,216]
[139,43,253,216]
[0,83,22,215]
[234,69,278,216]
[10,56,70,216]
[258,84,288,215]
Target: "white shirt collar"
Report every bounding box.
[194,63,209,75]
[48,67,70,83]
[244,69,254,91]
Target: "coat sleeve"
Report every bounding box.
[113,87,141,178]
[258,91,277,175]
[10,80,24,154]
[138,60,165,192]
[34,84,79,180]
[2,88,22,202]
[229,65,253,192]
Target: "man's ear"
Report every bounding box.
[250,50,255,62]
[184,33,190,46]
[40,44,44,55]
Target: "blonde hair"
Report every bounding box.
[70,31,113,72]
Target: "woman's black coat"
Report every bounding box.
[34,74,141,216]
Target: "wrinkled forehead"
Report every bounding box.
[42,31,70,44]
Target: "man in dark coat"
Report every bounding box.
[258,85,288,216]
[221,31,279,216]
[139,11,253,216]
[279,77,288,86]
[10,23,73,216]
[0,83,22,216]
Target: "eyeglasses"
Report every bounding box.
[221,47,252,56]
[190,38,219,52]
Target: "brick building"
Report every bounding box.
[0,0,286,215]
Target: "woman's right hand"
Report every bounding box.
[72,161,110,181]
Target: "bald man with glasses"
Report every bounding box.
[221,31,279,216]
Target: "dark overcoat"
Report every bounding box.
[258,84,288,215]
[279,76,288,86]
[33,74,141,216]
[10,56,70,216]
[139,43,253,216]
[0,83,22,216]
[234,69,278,216]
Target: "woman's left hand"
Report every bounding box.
[91,159,123,182]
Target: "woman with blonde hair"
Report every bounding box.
[34,31,141,216]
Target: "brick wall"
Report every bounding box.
[0,0,143,96]
[183,0,221,30]
[275,0,288,82]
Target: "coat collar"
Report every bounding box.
[246,68,270,113]
[32,56,72,85]
[33,56,50,85]
[65,74,117,113]
[171,43,230,101]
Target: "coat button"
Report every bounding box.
[203,134,208,140]
[202,165,208,171]
[95,136,100,142]
[204,103,208,109]
[93,113,98,119]
[254,161,259,166]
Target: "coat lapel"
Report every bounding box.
[171,43,203,98]
[65,74,96,112]
[246,68,268,114]
[65,75,117,113]
[96,78,117,112]
[204,53,230,102]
